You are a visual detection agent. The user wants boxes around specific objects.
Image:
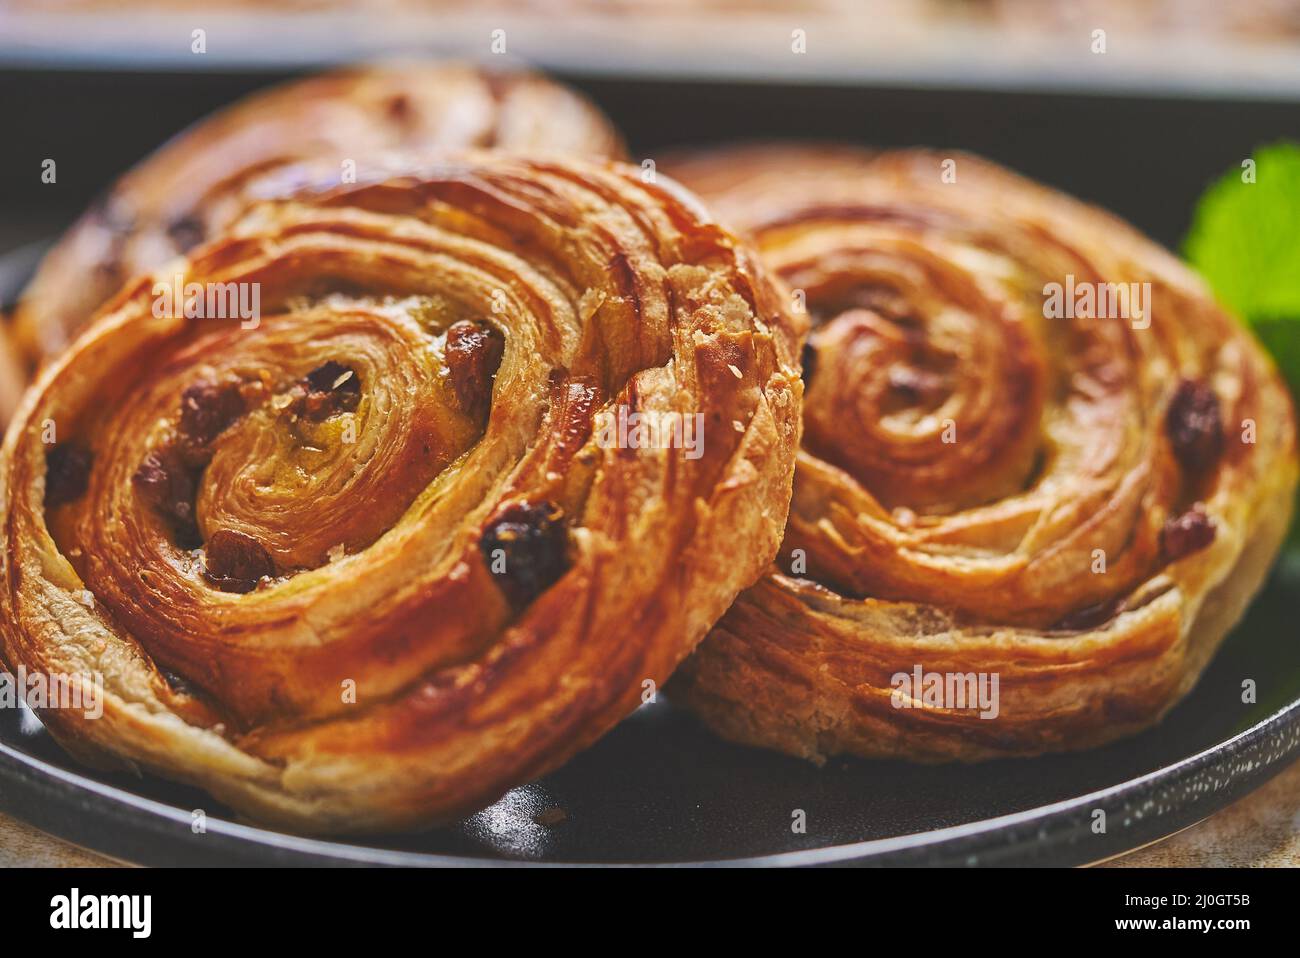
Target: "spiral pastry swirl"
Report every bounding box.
[668,145,1298,761]
[8,61,624,373]
[0,154,803,831]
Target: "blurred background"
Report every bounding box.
[2,0,1299,253]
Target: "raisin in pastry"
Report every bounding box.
[667,145,1297,761]
[0,154,803,832]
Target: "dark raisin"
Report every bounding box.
[133,446,201,547]
[479,501,568,609]
[304,360,354,395]
[160,669,197,697]
[296,361,361,421]
[1051,596,1122,632]
[1161,504,1216,561]
[445,321,504,418]
[1166,379,1223,472]
[203,529,275,593]
[800,341,817,388]
[385,93,412,122]
[44,442,93,507]
[178,379,246,462]
[887,365,948,406]
[165,213,206,253]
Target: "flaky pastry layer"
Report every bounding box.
[668,145,1297,761]
[0,154,803,831]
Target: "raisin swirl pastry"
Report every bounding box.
[0,154,803,832]
[8,61,624,372]
[667,145,1298,761]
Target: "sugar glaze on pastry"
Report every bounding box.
[668,145,1298,762]
[0,154,803,831]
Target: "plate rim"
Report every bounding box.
[2,694,1298,867]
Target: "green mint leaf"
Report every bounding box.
[1185,142,1300,398]
[1184,143,1300,553]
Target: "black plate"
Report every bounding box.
[3,237,1299,868]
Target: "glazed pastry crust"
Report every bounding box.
[8,61,624,371]
[0,324,24,428]
[0,154,803,831]
[668,145,1298,762]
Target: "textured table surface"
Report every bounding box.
[3,756,1298,867]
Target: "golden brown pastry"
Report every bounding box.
[8,61,624,371]
[0,323,25,428]
[0,154,803,832]
[667,145,1298,762]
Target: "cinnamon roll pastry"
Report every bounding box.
[0,154,803,832]
[667,145,1298,762]
[8,61,623,371]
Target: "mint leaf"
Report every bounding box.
[1185,142,1300,397]
[1185,143,1300,553]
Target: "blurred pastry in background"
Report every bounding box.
[6,60,624,374]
